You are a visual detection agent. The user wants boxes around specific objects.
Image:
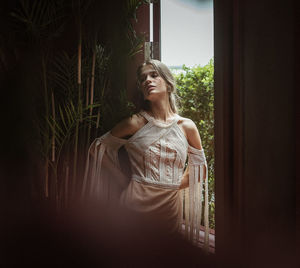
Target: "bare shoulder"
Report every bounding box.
[111,113,147,139]
[177,116,197,131]
[177,116,203,150]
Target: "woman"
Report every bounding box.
[82,59,209,248]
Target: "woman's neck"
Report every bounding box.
[148,99,175,122]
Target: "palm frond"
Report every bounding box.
[125,0,145,21]
[10,0,65,43]
[127,33,145,58]
[45,100,100,162]
[49,51,77,97]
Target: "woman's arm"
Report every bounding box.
[180,118,203,150]
[88,114,146,157]
[179,165,189,190]
[178,118,206,190]
[111,113,147,139]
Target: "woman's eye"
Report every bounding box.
[140,72,158,83]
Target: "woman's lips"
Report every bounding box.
[147,86,155,93]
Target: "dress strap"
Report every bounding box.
[139,110,180,127]
[172,114,181,124]
[139,110,154,122]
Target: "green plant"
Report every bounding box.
[4,0,145,208]
[174,59,215,229]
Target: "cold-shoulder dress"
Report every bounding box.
[82,110,210,248]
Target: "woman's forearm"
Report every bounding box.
[179,166,189,190]
[179,165,207,190]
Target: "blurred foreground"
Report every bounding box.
[2,200,216,267]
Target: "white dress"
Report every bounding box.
[82,110,209,248]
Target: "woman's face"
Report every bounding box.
[139,64,168,101]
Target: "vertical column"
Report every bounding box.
[145,0,161,61]
[152,0,161,60]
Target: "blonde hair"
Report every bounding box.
[136,59,179,113]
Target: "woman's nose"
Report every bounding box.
[144,76,152,85]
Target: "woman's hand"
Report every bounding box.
[179,166,189,190]
[178,164,206,190]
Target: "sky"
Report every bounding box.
[160,0,214,68]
